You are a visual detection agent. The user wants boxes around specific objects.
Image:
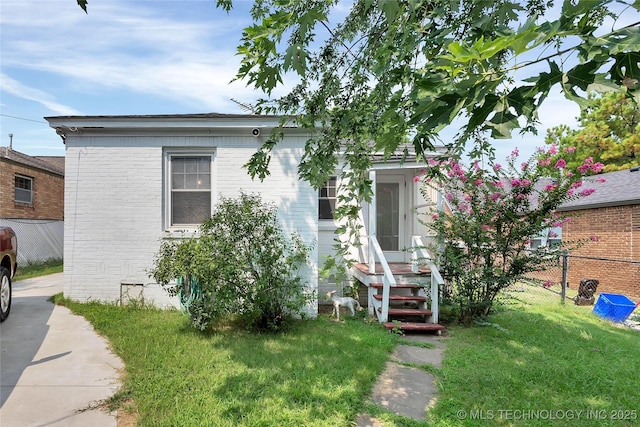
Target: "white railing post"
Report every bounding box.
[430,268,440,324]
[370,237,393,322]
[411,234,442,325]
[368,170,377,315]
[368,170,376,275]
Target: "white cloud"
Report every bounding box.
[0,0,263,113]
[0,73,83,115]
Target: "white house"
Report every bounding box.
[46,113,445,332]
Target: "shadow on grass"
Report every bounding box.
[429,304,639,427]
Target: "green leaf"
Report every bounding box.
[76,0,88,13]
[564,60,600,91]
[486,109,519,139]
[284,44,308,76]
[466,94,500,131]
[378,0,400,23]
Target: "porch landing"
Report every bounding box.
[354,262,431,276]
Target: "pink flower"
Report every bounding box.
[543,280,553,288]
[544,184,556,192]
[554,159,566,169]
[595,177,607,183]
[464,194,472,202]
[413,175,421,183]
[432,213,440,220]
[549,231,558,238]
[517,193,527,200]
[475,179,483,185]
[481,224,490,231]
[577,164,589,173]
[511,148,519,157]
[520,179,532,187]
[493,163,502,171]
[511,179,521,187]
[490,192,501,201]
[565,146,576,153]
[538,158,551,166]
[567,189,575,196]
[580,188,596,197]
[590,235,599,241]
[428,158,439,167]
[591,162,604,173]
[547,145,558,155]
[494,180,504,188]
[521,162,529,171]
[570,180,583,189]
[445,192,454,202]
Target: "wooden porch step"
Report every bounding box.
[370,283,423,289]
[383,322,445,332]
[373,295,426,302]
[382,308,433,316]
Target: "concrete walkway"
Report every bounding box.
[0,273,123,427]
[357,333,446,426]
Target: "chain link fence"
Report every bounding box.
[503,253,640,307]
[0,218,63,265]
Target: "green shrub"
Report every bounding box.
[150,192,314,332]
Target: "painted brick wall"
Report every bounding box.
[562,204,640,302]
[63,134,318,314]
[0,159,64,220]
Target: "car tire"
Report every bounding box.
[0,266,11,322]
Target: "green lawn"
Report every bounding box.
[54,296,639,426]
[13,259,63,281]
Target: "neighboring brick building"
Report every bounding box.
[0,146,65,264]
[557,168,640,302]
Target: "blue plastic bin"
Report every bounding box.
[592,293,637,323]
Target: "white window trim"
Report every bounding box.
[15,174,34,204]
[318,175,338,221]
[163,148,216,235]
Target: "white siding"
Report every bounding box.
[63,134,318,315]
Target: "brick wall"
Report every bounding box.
[0,159,64,220]
[562,204,640,302]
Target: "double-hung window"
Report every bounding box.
[168,154,212,227]
[15,174,34,204]
[318,176,337,220]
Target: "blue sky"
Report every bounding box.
[0,1,634,161]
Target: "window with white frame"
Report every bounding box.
[15,174,33,204]
[318,176,337,220]
[167,154,213,227]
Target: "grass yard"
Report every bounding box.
[429,302,639,427]
[13,259,63,281]
[53,295,398,426]
[54,295,639,426]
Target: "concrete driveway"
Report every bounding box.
[0,273,123,426]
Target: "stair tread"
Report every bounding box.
[370,283,425,289]
[373,295,427,302]
[383,322,445,331]
[386,308,433,316]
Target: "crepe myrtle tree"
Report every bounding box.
[149,192,315,332]
[415,147,605,323]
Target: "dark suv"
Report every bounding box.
[0,226,18,321]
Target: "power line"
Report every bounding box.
[0,114,48,124]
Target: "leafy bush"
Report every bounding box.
[418,147,604,324]
[149,192,314,332]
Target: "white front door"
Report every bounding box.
[376,174,407,262]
